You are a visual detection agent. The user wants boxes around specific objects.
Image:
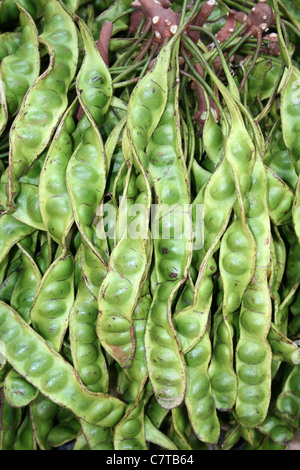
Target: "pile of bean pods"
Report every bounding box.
[0,0,299,451]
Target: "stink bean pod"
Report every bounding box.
[4,367,38,407]
[14,411,37,450]
[10,243,41,323]
[0,32,21,61]
[0,389,22,450]
[66,105,108,264]
[184,327,220,444]
[235,156,272,428]
[39,100,77,246]
[30,251,75,352]
[76,15,112,126]
[7,0,78,207]
[0,301,126,426]
[69,276,109,393]
[80,419,113,450]
[276,366,300,420]
[141,41,192,409]
[0,0,40,137]
[114,400,147,450]
[30,394,59,450]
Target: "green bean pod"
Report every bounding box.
[235,156,272,428]
[97,217,152,368]
[0,389,22,450]
[39,100,77,246]
[73,430,90,450]
[202,110,224,168]
[80,420,113,450]
[265,128,298,190]
[174,156,236,354]
[81,243,108,299]
[69,276,109,393]
[293,176,300,243]
[268,323,300,366]
[144,415,178,450]
[0,0,44,26]
[35,232,53,276]
[0,32,21,62]
[66,101,108,264]
[4,367,38,407]
[76,15,112,126]
[281,68,300,175]
[124,290,151,402]
[185,327,220,444]
[7,0,78,207]
[96,41,173,373]
[169,406,193,451]
[146,395,169,430]
[14,411,37,450]
[0,181,45,232]
[257,410,295,446]
[221,425,241,450]
[114,400,147,450]
[30,251,74,352]
[0,0,40,137]
[265,166,294,225]
[141,41,193,409]
[0,214,34,264]
[247,59,273,105]
[30,394,59,450]
[11,243,41,323]
[0,301,126,426]
[276,366,300,420]
[47,412,81,448]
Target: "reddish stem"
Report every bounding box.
[97,20,113,67]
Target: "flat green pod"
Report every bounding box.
[0,214,34,265]
[47,418,81,448]
[0,32,21,61]
[14,411,37,450]
[30,394,59,450]
[39,100,77,246]
[185,328,220,445]
[281,68,300,174]
[0,389,22,450]
[0,268,21,303]
[292,176,300,243]
[76,15,112,126]
[145,415,178,450]
[276,366,300,420]
[7,0,78,207]
[4,368,38,407]
[170,406,193,451]
[114,401,147,450]
[265,166,295,226]
[0,301,126,427]
[257,411,295,446]
[80,420,113,450]
[268,323,300,365]
[0,0,40,136]
[66,113,107,263]
[73,430,90,450]
[0,181,45,231]
[236,157,272,428]
[69,277,109,394]
[30,251,75,352]
[11,244,41,322]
